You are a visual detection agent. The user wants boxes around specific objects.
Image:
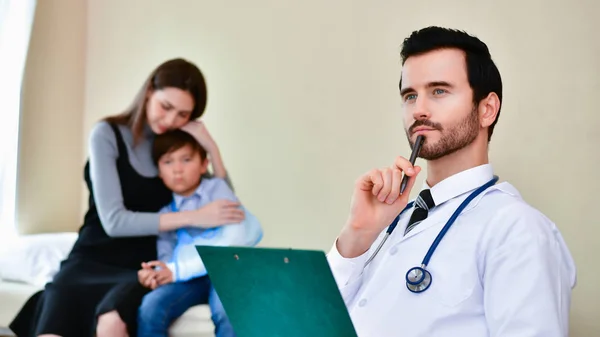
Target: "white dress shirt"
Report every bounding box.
[327,164,577,337]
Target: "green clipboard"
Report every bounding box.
[195,245,358,337]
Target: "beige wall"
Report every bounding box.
[17,0,86,234]
[18,0,599,335]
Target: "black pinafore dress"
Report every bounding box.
[9,123,172,337]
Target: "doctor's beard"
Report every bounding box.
[405,106,479,161]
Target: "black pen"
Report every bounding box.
[400,135,425,194]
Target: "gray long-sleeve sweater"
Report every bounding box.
[88,121,164,237]
[87,121,230,238]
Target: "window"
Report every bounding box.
[0,0,37,239]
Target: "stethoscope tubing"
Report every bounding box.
[363,176,499,269]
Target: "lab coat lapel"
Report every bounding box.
[400,217,444,241]
[398,204,454,242]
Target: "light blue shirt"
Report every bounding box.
[157,177,263,282]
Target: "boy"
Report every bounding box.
[137,129,262,337]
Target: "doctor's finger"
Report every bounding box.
[386,168,403,204]
[393,156,415,175]
[400,166,422,198]
[366,169,383,196]
[377,168,393,202]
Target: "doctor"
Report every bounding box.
[327,26,576,337]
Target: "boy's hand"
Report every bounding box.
[144,261,174,286]
[138,266,157,289]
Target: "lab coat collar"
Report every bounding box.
[401,164,495,240]
[425,164,495,207]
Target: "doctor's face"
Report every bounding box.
[400,48,480,160]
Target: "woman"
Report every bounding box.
[9,58,244,337]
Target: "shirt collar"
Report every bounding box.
[422,163,494,207]
[172,181,207,210]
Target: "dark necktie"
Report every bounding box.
[404,189,436,236]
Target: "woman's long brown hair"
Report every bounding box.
[104,58,208,145]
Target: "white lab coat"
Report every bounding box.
[327,164,577,337]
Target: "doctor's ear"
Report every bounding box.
[478,92,500,128]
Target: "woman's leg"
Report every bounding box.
[18,282,110,337]
[208,285,237,337]
[95,282,151,337]
[96,310,129,337]
[137,277,210,337]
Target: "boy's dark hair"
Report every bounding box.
[399,26,503,141]
[152,129,208,165]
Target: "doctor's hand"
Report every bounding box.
[337,156,421,258]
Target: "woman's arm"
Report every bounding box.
[207,146,227,179]
[180,121,227,178]
[89,122,236,236]
[89,122,162,237]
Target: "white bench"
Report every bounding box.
[0,278,215,337]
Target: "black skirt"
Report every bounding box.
[9,257,151,337]
[9,123,173,337]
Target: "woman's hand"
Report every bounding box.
[159,199,242,231]
[190,200,245,228]
[180,120,227,178]
[180,120,217,153]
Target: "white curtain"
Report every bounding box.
[0,0,37,239]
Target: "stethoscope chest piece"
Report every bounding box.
[405,266,432,293]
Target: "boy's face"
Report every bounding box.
[158,144,209,196]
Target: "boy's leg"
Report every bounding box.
[137,277,211,337]
[208,284,237,337]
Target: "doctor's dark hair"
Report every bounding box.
[399,26,503,142]
[152,129,208,165]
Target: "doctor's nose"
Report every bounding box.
[412,97,431,121]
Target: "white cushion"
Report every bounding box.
[0,232,78,287]
[0,279,42,327]
[0,233,215,336]
[169,304,215,337]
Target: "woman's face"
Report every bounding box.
[146,87,195,134]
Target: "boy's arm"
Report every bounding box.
[156,205,177,264]
[157,231,177,264]
[209,178,263,246]
[171,178,263,282]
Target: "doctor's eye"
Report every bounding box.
[404,94,417,102]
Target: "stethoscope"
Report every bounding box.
[363,175,499,293]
